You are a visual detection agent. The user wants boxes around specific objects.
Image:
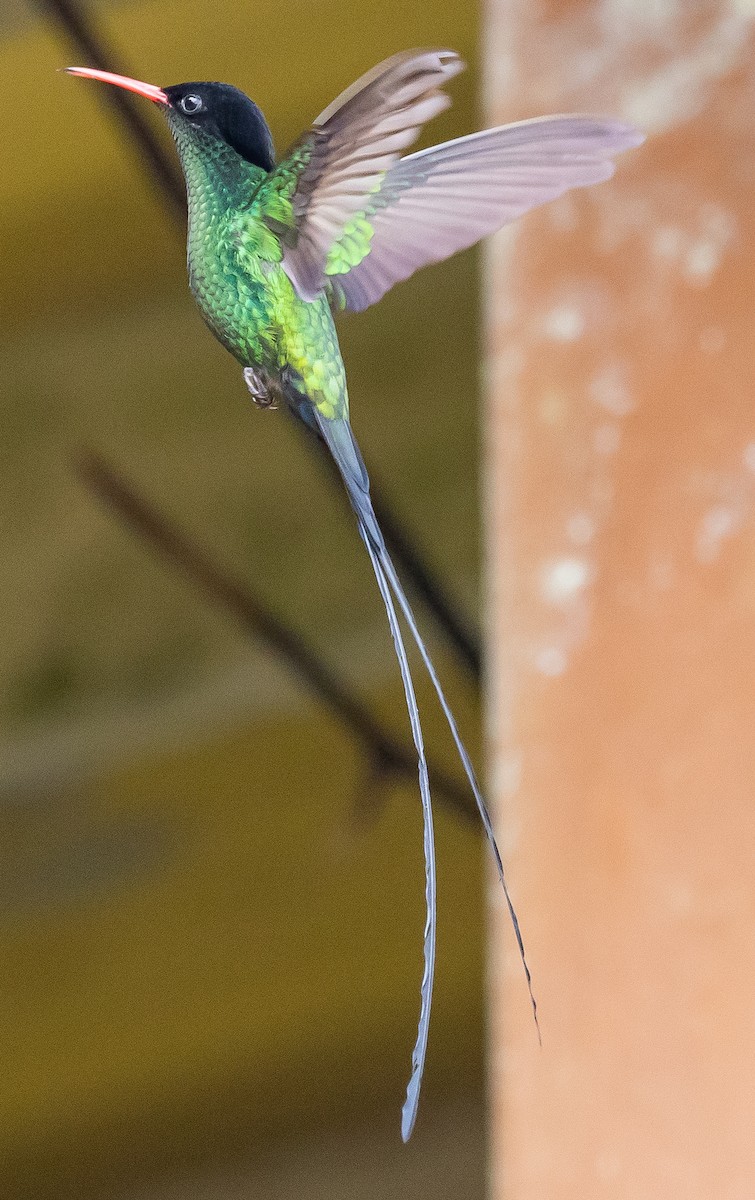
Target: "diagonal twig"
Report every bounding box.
[42,0,186,215]
[76,449,480,825]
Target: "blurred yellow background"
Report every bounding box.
[1,1,491,1196]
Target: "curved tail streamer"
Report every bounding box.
[361,529,436,1141]
[312,411,538,1139]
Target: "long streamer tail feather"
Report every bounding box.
[361,528,436,1142]
[378,549,539,1042]
[312,411,538,1137]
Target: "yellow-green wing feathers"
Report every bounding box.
[257,49,465,299]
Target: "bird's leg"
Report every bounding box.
[243,366,278,410]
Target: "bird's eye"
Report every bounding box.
[179,94,203,115]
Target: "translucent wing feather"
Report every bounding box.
[326,115,644,311]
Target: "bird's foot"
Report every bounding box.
[243,367,278,410]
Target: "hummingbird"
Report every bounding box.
[66,51,642,1139]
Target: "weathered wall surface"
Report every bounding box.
[486,3,755,1196]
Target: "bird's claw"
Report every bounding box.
[243,366,278,409]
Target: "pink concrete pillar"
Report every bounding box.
[485,3,755,1196]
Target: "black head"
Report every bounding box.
[65,68,276,173]
[163,82,276,171]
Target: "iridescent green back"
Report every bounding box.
[168,116,349,421]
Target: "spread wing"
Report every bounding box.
[249,49,465,299]
[324,116,645,312]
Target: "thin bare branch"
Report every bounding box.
[76,449,480,825]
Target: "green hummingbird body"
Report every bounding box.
[67,50,642,1140]
[169,117,349,421]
